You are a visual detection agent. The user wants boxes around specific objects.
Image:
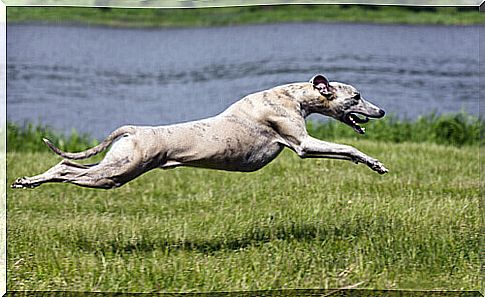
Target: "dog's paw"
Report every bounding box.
[377,166,389,174]
[372,162,389,174]
[11,177,27,189]
[368,160,389,174]
[11,177,38,189]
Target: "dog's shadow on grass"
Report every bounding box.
[74,221,363,255]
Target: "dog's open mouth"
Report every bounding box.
[343,112,371,134]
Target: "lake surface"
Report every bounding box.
[7,23,480,139]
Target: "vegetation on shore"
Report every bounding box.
[7,112,483,153]
[7,5,483,28]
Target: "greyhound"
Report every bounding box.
[11,74,388,190]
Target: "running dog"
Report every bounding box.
[12,74,388,190]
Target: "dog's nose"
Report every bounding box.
[378,109,386,117]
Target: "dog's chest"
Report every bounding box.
[233,141,284,172]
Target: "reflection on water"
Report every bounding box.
[7,23,479,139]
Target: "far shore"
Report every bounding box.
[7,5,483,28]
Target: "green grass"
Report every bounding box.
[5,118,481,291]
[7,5,483,27]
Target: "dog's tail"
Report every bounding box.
[43,125,136,160]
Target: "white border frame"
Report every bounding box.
[1,1,482,296]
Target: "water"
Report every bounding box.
[7,23,479,139]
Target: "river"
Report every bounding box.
[7,23,480,138]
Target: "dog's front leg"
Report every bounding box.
[296,136,388,174]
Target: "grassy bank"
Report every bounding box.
[7,112,483,153]
[7,140,480,291]
[7,5,483,27]
[6,115,482,291]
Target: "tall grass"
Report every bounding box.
[7,112,483,153]
[6,121,97,153]
[307,112,483,147]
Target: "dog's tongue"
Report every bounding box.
[354,125,365,134]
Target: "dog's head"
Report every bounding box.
[309,74,385,134]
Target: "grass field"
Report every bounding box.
[7,5,483,27]
[6,131,481,291]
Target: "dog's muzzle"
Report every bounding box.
[343,109,385,134]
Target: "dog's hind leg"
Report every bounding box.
[10,156,141,189]
[11,131,154,189]
[11,159,115,189]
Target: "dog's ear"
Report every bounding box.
[310,74,333,97]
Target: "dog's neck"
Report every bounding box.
[273,83,331,118]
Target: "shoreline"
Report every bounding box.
[7,5,483,28]
[8,19,484,31]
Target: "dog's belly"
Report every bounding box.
[194,142,285,172]
[161,137,284,172]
